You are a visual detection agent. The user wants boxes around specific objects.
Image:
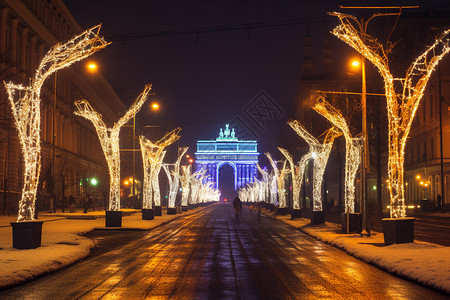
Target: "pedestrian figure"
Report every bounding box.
[68,195,75,213]
[233,196,242,219]
[437,194,442,210]
[83,194,93,214]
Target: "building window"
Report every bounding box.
[430,94,434,119]
[431,138,434,159]
[423,142,427,161]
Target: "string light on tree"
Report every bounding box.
[74,85,152,211]
[5,25,108,222]
[256,163,269,203]
[163,147,189,208]
[265,153,288,208]
[288,120,341,211]
[279,147,312,210]
[313,96,363,213]
[139,128,181,209]
[180,165,192,207]
[331,12,450,218]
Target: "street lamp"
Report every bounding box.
[86,61,97,73]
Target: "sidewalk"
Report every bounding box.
[249,205,450,295]
[0,205,211,290]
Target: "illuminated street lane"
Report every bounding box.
[1,204,447,299]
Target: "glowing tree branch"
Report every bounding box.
[288,120,341,211]
[278,147,312,210]
[170,147,189,208]
[74,84,152,211]
[5,25,108,221]
[331,12,450,218]
[256,163,269,202]
[265,153,288,208]
[162,148,189,208]
[190,169,206,205]
[313,96,363,213]
[139,129,180,209]
[152,150,166,207]
[180,165,191,207]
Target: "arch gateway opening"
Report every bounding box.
[195,124,259,199]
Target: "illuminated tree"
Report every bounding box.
[152,150,166,207]
[331,12,450,218]
[256,163,268,201]
[74,85,152,211]
[139,128,181,209]
[5,25,108,221]
[288,120,341,211]
[163,147,189,208]
[265,153,288,208]
[313,96,363,213]
[278,148,312,210]
[180,165,191,207]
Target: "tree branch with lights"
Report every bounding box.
[180,165,192,207]
[162,146,189,208]
[139,128,181,209]
[313,95,363,213]
[331,12,450,218]
[288,120,341,211]
[5,25,108,221]
[74,84,152,211]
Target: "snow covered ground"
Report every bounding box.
[0,207,209,289]
[251,206,450,295]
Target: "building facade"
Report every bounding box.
[0,0,125,214]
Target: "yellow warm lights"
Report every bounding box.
[139,128,181,209]
[180,165,192,207]
[5,25,108,221]
[151,102,160,111]
[163,147,189,208]
[74,84,152,211]
[313,96,362,213]
[331,12,450,218]
[265,153,288,208]
[288,120,341,211]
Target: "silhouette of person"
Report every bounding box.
[233,196,242,218]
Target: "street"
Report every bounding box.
[1,204,447,299]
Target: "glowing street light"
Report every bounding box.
[87,62,97,72]
[351,60,360,67]
[151,102,160,111]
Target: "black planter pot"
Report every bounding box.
[142,208,154,220]
[290,209,302,219]
[341,213,362,233]
[106,211,122,227]
[154,206,162,216]
[311,211,325,225]
[277,207,288,215]
[182,206,189,212]
[11,220,44,249]
[167,207,177,215]
[381,217,416,246]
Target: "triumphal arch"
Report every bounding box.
[195,124,259,190]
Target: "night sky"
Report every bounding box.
[63,0,447,157]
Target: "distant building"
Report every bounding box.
[0,0,125,214]
[195,124,259,199]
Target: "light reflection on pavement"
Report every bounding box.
[0,203,447,299]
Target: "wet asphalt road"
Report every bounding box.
[1,203,447,299]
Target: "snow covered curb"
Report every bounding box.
[271,212,450,294]
[0,205,213,290]
[0,226,96,289]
